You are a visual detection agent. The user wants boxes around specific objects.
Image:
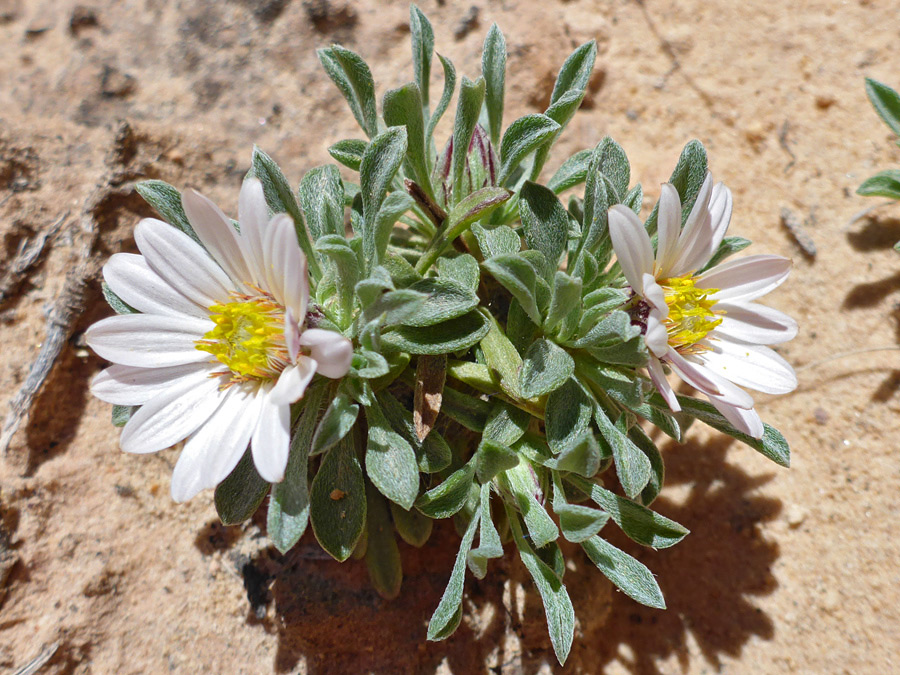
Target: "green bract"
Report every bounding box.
[107,6,792,665]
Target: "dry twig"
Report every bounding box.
[0,212,67,306]
[12,641,60,675]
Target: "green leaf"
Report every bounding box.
[624,184,643,213]
[251,147,321,280]
[470,222,521,258]
[135,180,200,244]
[700,235,752,273]
[440,385,491,432]
[551,472,608,543]
[544,272,581,336]
[410,5,434,110]
[547,149,593,194]
[299,164,345,240]
[364,481,403,599]
[383,82,431,197]
[586,334,648,368]
[401,278,479,327]
[482,23,507,146]
[579,147,610,254]
[451,76,486,203]
[550,40,597,106]
[582,535,665,609]
[545,377,593,453]
[629,425,664,506]
[520,339,575,398]
[857,169,900,200]
[572,310,641,348]
[310,392,359,456]
[376,390,452,474]
[426,55,457,146]
[360,127,408,268]
[427,507,480,641]
[316,234,359,327]
[500,461,558,549]
[317,44,378,138]
[436,254,480,293]
[416,463,476,519]
[659,393,791,467]
[473,439,519,483]
[646,140,708,236]
[594,405,652,499]
[374,191,415,263]
[482,399,531,446]
[478,314,525,399]
[383,309,490,355]
[569,475,689,549]
[520,181,569,270]
[268,385,326,553]
[507,506,575,665]
[328,138,367,171]
[468,483,504,578]
[390,500,433,547]
[309,433,367,561]
[481,254,542,325]
[498,114,561,185]
[111,404,135,427]
[546,430,602,477]
[865,77,900,137]
[530,91,585,180]
[365,399,420,509]
[214,448,269,526]
[102,282,137,315]
[594,136,630,201]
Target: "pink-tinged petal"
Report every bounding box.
[170,387,260,502]
[251,394,291,482]
[708,397,764,439]
[667,349,755,409]
[182,189,253,289]
[103,253,206,318]
[647,355,680,412]
[706,182,733,258]
[86,314,214,368]
[645,309,669,357]
[699,255,792,302]
[237,178,269,285]
[91,362,215,406]
[284,309,301,363]
[671,174,715,275]
[119,373,225,454]
[714,301,798,345]
[608,204,654,294]
[700,338,797,395]
[655,183,682,276]
[263,214,309,320]
[269,357,317,406]
[643,275,667,312]
[135,218,233,307]
[299,328,353,378]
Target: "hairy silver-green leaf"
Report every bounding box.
[481,253,542,325]
[547,149,593,194]
[473,439,519,483]
[498,114,561,185]
[365,400,420,509]
[214,448,269,526]
[410,5,434,110]
[427,507,479,640]
[545,271,581,337]
[551,473,608,543]
[500,461,558,549]
[317,45,378,138]
[383,82,431,198]
[401,278,479,327]
[426,54,457,146]
[468,482,504,578]
[383,309,490,355]
[310,392,359,456]
[299,164,344,240]
[482,23,507,146]
[520,339,575,399]
[451,76,486,204]
[545,377,593,453]
[309,434,367,561]
[135,180,200,244]
[360,127,408,268]
[365,482,403,599]
[857,169,900,200]
[416,463,476,519]
[865,77,900,138]
[520,181,568,270]
[594,405,651,499]
[436,254,480,293]
[646,140,708,236]
[390,499,433,547]
[328,138,367,171]
[470,222,520,258]
[582,535,665,608]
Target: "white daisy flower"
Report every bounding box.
[86,179,353,501]
[608,173,798,439]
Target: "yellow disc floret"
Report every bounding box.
[660,275,723,352]
[196,293,288,381]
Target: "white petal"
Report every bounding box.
[269,357,317,406]
[655,183,682,276]
[135,218,233,307]
[709,397,764,439]
[120,372,224,454]
[647,355,680,412]
[699,255,792,302]
[714,301,798,345]
[706,182,733,259]
[91,362,215,405]
[608,205,654,294]
[251,394,291,483]
[238,178,269,285]
[667,349,755,409]
[645,310,669,357]
[182,189,253,289]
[263,214,309,320]
[643,275,666,312]
[700,338,798,394]
[285,309,301,363]
[299,328,354,378]
[86,314,214,368]
[671,173,715,275]
[170,387,260,502]
[103,253,206,318]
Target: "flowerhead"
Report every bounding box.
[608,173,798,438]
[86,178,353,501]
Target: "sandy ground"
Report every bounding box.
[1,0,899,673]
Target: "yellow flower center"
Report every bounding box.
[660,275,722,352]
[196,293,289,381]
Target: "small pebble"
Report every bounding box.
[786,504,806,528]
